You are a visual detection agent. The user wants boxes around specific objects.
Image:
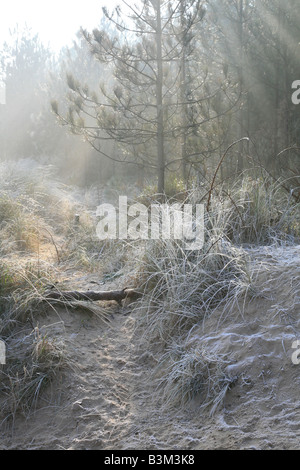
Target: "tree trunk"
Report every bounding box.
[155,0,165,195]
[238,0,244,172]
[180,0,188,185]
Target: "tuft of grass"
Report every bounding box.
[132,233,250,412]
[0,257,64,426]
[0,192,56,255]
[0,192,22,223]
[0,326,66,424]
[206,174,300,245]
[136,235,251,343]
[156,341,233,414]
[0,258,60,338]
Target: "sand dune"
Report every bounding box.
[1,244,299,450]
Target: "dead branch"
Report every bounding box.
[44,287,142,305]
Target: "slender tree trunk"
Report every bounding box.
[155,0,165,195]
[180,0,189,186]
[181,52,188,185]
[238,0,244,172]
[273,1,282,162]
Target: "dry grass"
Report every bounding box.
[207,174,300,245]
[133,173,300,412]
[132,234,251,413]
[0,162,299,421]
[0,256,64,426]
[156,341,233,412]
[0,163,115,425]
[136,236,251,343]
[0,326,66,425]
[0,255,112,427]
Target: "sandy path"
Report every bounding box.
[66,311,136,450]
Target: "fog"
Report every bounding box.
[0,1,298,195]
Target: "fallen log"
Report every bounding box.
[44,287,142,305]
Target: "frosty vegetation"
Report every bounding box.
[0,0,299,449]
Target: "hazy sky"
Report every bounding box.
[0,0,117,52]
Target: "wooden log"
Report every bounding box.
[44,287,142,305]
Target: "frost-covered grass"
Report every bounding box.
[0,160,112,425]
[206,174,300,245]
[133,172,300,412]
[0,257,66,425]
[133,235,251,412]
[0,254,110,426]
[136,237,251,342]
[0,325,66,425]
[0,160,299,418]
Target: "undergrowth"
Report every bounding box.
[0,161,299,421]
[133,171,300,413]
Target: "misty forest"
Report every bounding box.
[0,0,300,450]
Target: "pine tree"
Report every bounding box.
[52,0,210,194]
